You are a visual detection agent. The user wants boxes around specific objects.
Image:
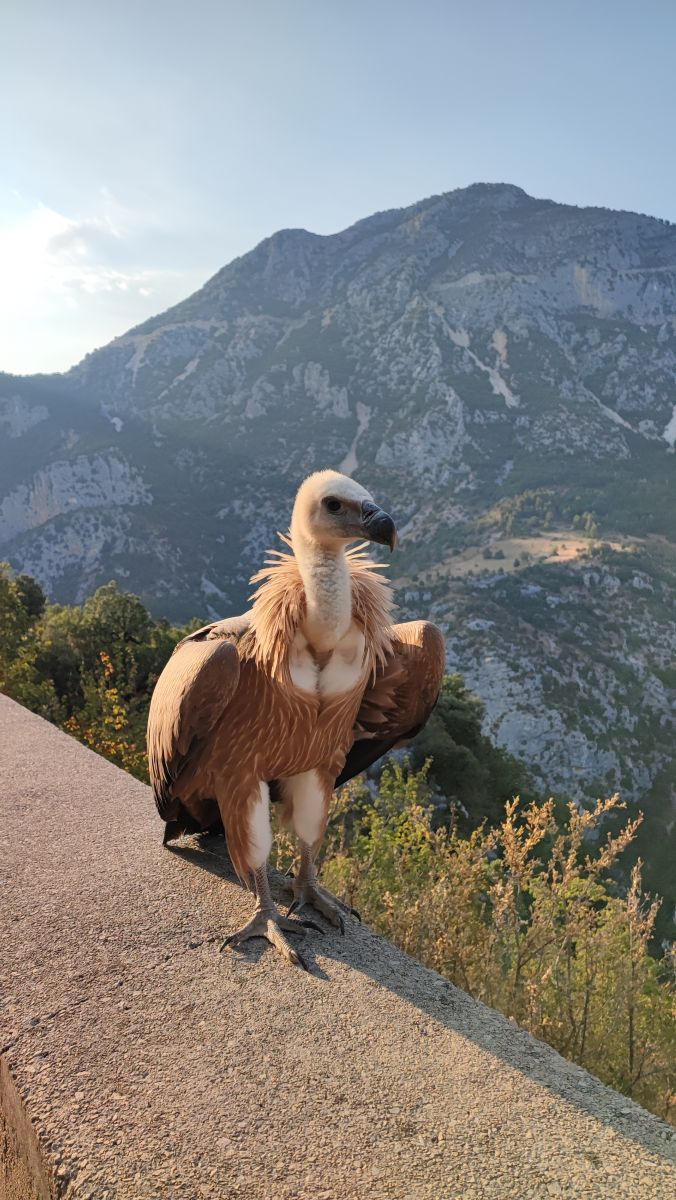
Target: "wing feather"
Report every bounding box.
[147,620,245,820]
[336,620,445,786]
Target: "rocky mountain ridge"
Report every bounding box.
[1,185,675,891]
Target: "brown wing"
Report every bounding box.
[147,614,250,821]
[335,620,445,787]
[176,610,252,648]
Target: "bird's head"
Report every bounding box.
[290,469,397,553]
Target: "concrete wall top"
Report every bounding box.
[0,694,674,1199]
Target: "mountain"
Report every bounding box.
[2,183,675,872]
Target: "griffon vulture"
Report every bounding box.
[147,470,445,969]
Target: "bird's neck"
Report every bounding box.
[292,529,352,653]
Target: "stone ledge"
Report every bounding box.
[0,693,674,1199]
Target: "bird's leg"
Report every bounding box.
[288,842,361,934]
[220,864,323,970]
[281,769,360,933]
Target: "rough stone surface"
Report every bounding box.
[1,693,674,1199]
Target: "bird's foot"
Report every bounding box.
[287,880,361,935]
[219,906,323,970]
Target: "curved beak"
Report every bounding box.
[360,501,397,552]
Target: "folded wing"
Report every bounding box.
[147,615,249,820]
[336,620,445,786]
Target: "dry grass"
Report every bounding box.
[432,530,632,580]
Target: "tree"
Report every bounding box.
[1,571,186,745]
[14,573,46,619]
[0,565,61,717]
[0,562,31,673]
[64,651,148,780]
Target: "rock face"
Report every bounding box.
[1,182,675,821]
[0,453,150,543]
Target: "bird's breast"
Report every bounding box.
[289,635,319,694]
[289,623,367,700]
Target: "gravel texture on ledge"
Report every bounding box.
[1,693,674,1199]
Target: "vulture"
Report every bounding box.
[147,470,445,969]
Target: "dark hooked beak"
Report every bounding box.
[360,501,397,552]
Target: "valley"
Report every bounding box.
[1,181,674,932]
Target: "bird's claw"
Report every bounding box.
[288,880,358,934]
[219,909,311,970]
[299,918,325,935]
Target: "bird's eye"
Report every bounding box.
[324,497,342,514]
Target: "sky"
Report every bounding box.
[2,0,675,375]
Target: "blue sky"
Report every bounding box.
[2,0,674,374]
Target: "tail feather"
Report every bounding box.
[162,807,204,845]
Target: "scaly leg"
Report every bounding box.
[288,841,361,935]
[220,864,323,969]
[219,783,322,969]
[280,769,360,934]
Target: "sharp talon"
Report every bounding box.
[281,920,307,937]
[288,879,358,933]
[300,919,325,935]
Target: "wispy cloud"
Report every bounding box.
[47,215,123,259]
[1,198,154,305]
[0,191,208,373]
